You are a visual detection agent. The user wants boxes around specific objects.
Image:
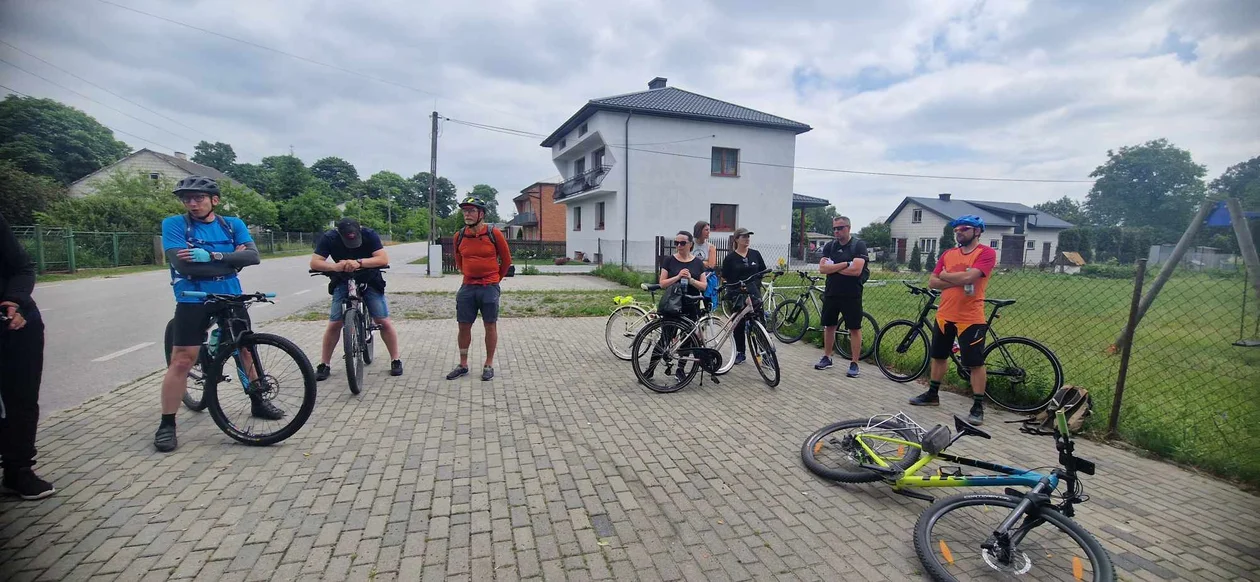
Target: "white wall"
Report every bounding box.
[1022,227,1062,265]
[563,193,620,263]
[887,203,951,257]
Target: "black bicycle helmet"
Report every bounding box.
[173,175,220,197]
[458,196,488,212]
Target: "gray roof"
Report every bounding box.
[886,196,1073,229]
[541,86,811,147]
[146,150,236,185]
[793,193,830,208]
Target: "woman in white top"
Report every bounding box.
[692,220,718,271]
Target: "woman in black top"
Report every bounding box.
[721,228,765,364]
[659,230,707,321]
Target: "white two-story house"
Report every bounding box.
[539,77,812,269]
[886,193,1074,266]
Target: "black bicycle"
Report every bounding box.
[311,266,389,395]
[162,291,317,445]
[872,282,1063,413]
[770,270,879,359]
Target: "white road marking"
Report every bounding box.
[36,284,62,289]
[92,342,155,362]
[293,289,311,296]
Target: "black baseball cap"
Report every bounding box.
[336,218,363,248]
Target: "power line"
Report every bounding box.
[0,57,199,143]
[94,0,544,130]
[0,38,213,138]
[445,116,1095,184]
[0,83,180,151]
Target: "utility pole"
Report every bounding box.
[428,111,438,276]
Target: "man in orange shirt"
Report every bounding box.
[909,215,998,425]
[447,197,512,381]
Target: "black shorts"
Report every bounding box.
[456,284,501,324]
[930,320,987,367]
[171,302,250,347]
[820,294,864,330]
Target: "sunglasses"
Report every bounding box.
[954,227,975,233]
[833,225,849,231]
[674,240,689,246]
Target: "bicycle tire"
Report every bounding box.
[630,317,699,393]
[982,337,1064,413]
[835,311,880,361]
[873,320,931,383]
[748,321,780,387]
[914,493,1115,582]
[606,304,650,361]
[771,300,809,344]
[362,309,375,366]
[801,418,922,483]
[696,314,736,375]
[164,318,209,412]
[204,332,317,446]
[344,309,364,395]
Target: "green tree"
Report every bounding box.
[1210,156,1260,207]
[466,184,502,222]
[939,223,956,254]
[1034,195,1088,226]
[36,170,182,232]
[409,172,458,216]
[363,170,411,202]
[311,156,360,200]
[1085,139,1207,240]
[218,181,278,229]
[191,141,237,173]
[228,162,270,195]
[0,95,131,184]
[856,221,891,250]
[437,211,465,237]
[908,243,923,272]
[278,189,339,232]
[791,205,839,246]
[1057,228,1093,262]
[260,155,311,201]
[0,161,67,225]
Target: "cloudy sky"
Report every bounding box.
[2,0,1257,229]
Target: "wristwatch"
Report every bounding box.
[211,252,224,262]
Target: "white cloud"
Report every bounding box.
[0,0,1255,230]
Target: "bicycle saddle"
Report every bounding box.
[985,299,1016,307]
[641,283,662,291]
[953,415,991,440]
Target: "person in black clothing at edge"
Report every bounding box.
[646,230,709,382]
[721,227,766,366]
[815,215,869,378]
[0,212,55,500]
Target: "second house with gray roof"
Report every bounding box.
[885,192,1075,267]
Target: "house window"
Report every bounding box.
[990,239,999,248]
[592,147,605,168]
[912,209,923,224]
[573,206,582,231]
[710,204,737,232]
[579,123,588,137]
[149,172,160,180]
[574,157,586,176]
[918,238,937,255]
[595,202,605,230]
[1027,240,1036,250]
[711,147,739,177]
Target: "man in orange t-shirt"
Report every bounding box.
[909,214,998,426]
[447,197,512,382]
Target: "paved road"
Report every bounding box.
[31,242,430,419]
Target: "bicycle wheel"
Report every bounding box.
[748,321,780,387]
[982,337,1064,413]
[696,314,736,375]
[164,318,209,412]
[630,318,699,393]
[873,320,931,383]
[342,308,364,395]
[801,417,923,482]
[204,332,317,446]
[606,304,650,361]
[914,493,1115,582]
[835,312,880,361]
[762,292,784,322]
[771,300,809,344]
[362,310,375,366]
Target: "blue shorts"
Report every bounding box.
[330,286,389,322]
[456,283,500,324]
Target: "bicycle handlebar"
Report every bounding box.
[309,265,391,277]
[179,291,276,301]
[902,281,938,296]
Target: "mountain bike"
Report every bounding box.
[164,291,317,446]
[310,266,389,395]
[801,409,1113,581]
[630,269,779,392]
[769,270,879,359]
[873,282,1063,413]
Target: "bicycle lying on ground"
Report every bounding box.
[629,269,779,392]
[769,270,879,359]
[162,291,317,445]
[801,409,1113,581]
[873,282,1063,413]
[310,266,389,395]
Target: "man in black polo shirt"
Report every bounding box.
[815,215,869,377]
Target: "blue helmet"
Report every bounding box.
[950,214,985,232]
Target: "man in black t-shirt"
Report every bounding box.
[816,216,869,377]
[309,218,403,380]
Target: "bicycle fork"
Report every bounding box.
[983,480,1053,567]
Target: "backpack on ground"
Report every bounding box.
[1012,385,1094,436]
[455,226,515,277]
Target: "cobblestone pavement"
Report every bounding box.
[1,317,1258,581]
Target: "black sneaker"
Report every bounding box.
[154,424,178,452]
[814,356,833,370]
[390,360,403,376]
[316,363,330,381]
[446,365,469,380]
[967,405,985,426]
[481,366,494,381]
[908,391,940,406]
[251,398,285,420]
[2,469,56,500]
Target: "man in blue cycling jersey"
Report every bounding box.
[156,176,275,452]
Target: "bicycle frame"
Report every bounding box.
[856,431,1057,492]
[181,291,274,396]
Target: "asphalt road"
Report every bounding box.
[31,242,431,419]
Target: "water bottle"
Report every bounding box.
[207,327,220,356]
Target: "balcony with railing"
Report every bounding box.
[555,165,613,201]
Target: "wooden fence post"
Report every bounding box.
[1109,258,1148,436]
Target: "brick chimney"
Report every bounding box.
[938,192,951,201]
[174,151,188,160]
[648,77,667,90]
